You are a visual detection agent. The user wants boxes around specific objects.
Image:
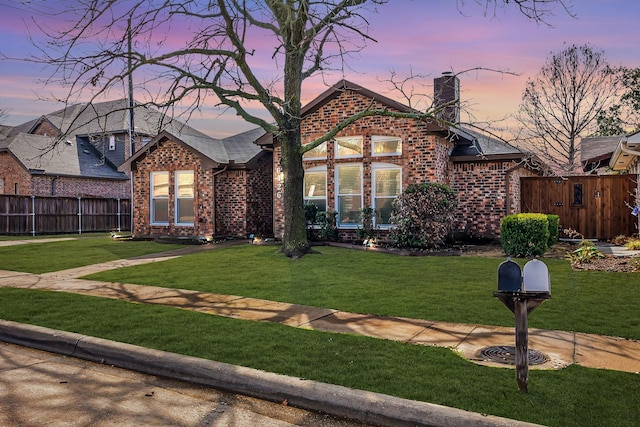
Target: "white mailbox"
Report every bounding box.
[522,259,550,293]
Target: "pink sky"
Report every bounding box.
[1,0,639,138]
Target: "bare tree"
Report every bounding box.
[19,0,571,257]
[517,43,618,174]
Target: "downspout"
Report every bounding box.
[211,166,228,238]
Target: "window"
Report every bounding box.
[372,136,402,156]
[0,178,3,194]
[108,135,116,151]
[303,141,327,160]
[335,136,363,158]
[336,164,362,226]
[151,172,169,224]
[175,171,195,225]
[304,168,327,212]
[373,164,401,226]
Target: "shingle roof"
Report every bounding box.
[449,126,523,160]
[120,126,266,172]
[0,133,128,179]
[580,135,622,164]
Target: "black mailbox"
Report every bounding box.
[498,257,522,292]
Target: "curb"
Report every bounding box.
[0,320,544,427]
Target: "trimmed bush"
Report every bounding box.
[501,213,550,257]
[546,214,560,246]
[389,182,457,249]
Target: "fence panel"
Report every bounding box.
[0,195,131,235]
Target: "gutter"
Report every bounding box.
[610,135,640,171]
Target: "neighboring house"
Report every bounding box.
[0,132,129,198]
[610,130,640,231]
[580,135,624,174]
[0,99,198,199]
[118,126,273,239]
[258,76,540,242]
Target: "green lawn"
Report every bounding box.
[84,244,640,339]
[0,240,639,426]
[0,287,637,427]
[0,235,184,273]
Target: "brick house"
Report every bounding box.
[0,132,129,198]
[0,99,174,198]
[119,126,273,239]
[258,76,541,242]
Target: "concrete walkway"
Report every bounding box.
[0,243,638,374]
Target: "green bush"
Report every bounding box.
[389,182,457,249]
[546,214,560,246]
[501,213,550,257]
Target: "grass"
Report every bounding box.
[0,239,639,426]
[0,287,638,427]
[83,244,640,339]
[0,235,184,273]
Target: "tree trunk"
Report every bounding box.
[279,131,310,258]
[279,43,310,258]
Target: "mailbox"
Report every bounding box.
[522,259,550,293]
[497,257,522,292]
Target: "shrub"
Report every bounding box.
[626,239,640,250]
[500,213,550,257]
[357,207,375,240]
[546,214,560,246]
[610,234,629,246]
[389,183,457,249]
[317,211,338,241]
[566,239,605,267]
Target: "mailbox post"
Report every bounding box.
[495,258,550,392]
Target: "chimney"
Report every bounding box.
[433,71,460,125]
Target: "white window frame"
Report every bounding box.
[372,135,402,157]
[304,166,327,214]
[335,136,363,159]
[108,134,116,151]
[335,163,363,227]
[175,170,195,226]
[302,141,327,160]
[372,163,402,228]
[150,171,169,225]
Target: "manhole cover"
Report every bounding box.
[478,346,549,365]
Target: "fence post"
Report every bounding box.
[31,196,36,236]
[117,198,121,232]
[77,196,82,235]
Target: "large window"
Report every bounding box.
[336,164,362,226]
[304,167,327,212]
[372,136,402,156]
[335,136,363,158]
[372,164,401,226]
[151,172,169,224]
[175,171,195,225]
[303,141,327,160]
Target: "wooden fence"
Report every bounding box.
[0,195,131,235]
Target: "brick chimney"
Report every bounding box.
[433,71,460,125]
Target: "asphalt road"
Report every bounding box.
[0,342,371,427]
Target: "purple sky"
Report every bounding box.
[1,0,638,138]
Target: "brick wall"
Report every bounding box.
[449,160,536,239]
[0,153,31,195]
[131,139,214,238]
[31,120,60,137]
[273,89,453,239]
[30,175,129,198]
[131,138,272,239]
[246,153,274,236]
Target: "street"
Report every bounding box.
[0,342,371,427]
